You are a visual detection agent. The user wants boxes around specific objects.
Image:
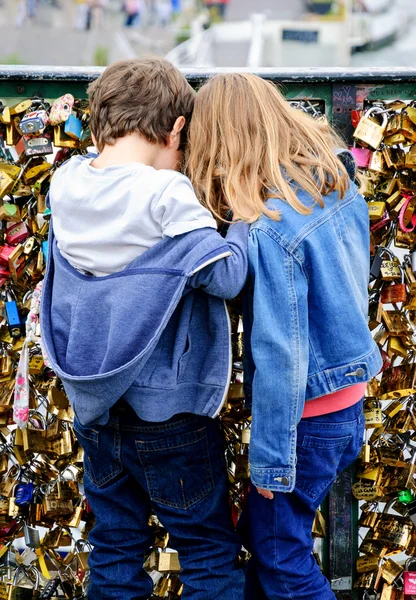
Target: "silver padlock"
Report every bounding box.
[23,522,40,549]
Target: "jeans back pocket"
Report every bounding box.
[136,427,214,510]
[73,418,123,488]
[295,433,352,501]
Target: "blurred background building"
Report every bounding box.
[0,0,415,68]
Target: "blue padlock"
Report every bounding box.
[15,481,34,506]
[64,114,82,141]
[42,240,49,261]
[5,291,22,338]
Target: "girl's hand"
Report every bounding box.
[256,487,274,500]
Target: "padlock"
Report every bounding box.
[5,222,29,246]
[5,290,22,338]
[381,310,412,336]
[23,523,40,550]
[28,353,44,376]
[23,133,53,158]
[56,470,79,500]
[350,144,372,168]
[368,201,387,221]
[368,150,387,174]
[7,565,40,599]
[379,248,401,281]
[19,111,49,136]
[42,493,73,519]
[406,144,416,169]
[0,465,21,498]
[364,399,383,429]
[234,427,250,480]
[7,245,26,283]
[42,527,63,550]
[380,558,403,585]
[0,203,20,223]
[53,125,80,149]
[64,114,82,140]
[370,247,384,280]
[15,482,34,507]
[157,550,181,573]
[37,578,59,600]
[49,94,75,126]
[404,558,416,595]
[353,107,389,150]
[75,539,93,572]
[381,267,407,304]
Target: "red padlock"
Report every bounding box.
[380,269,407,304]
[370,211,391,233]
[404,557,416,598]
[351,109,363,129]
[0,245,15,267]
[380,349,391,373]
[5,221,29,245]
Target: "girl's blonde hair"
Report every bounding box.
[186,73,350,223]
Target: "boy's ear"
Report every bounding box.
[167,116,186,148]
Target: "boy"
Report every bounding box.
[41,57,247,600]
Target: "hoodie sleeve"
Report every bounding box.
[187,221,249,299]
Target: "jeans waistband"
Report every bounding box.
[107,400,202,432]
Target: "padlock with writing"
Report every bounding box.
[379,249,402,281]
[381,266,407,304]
[364,399,383,429]
[404,558,416,597]
[353,107,389,150]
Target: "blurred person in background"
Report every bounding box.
[88,0,106,28]
[158,0,172,26]
[16,0,37,26]
[75,0,89,29]
[204,0,229,19]
[27,0,36,18]
[123,0,140,26]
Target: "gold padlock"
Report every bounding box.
[353,107,388,150]
[368,151,387,174]
[384,132,407,146]
[368,201,386,221]
[377,178,397,198]
[356,555,379,574]
[405,144,416,168]
[364,399,383,428]
[385,190,402,211]
[380,558,403,585]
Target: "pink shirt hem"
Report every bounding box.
[302,383,366,419]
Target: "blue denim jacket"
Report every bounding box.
[244,154,382,493]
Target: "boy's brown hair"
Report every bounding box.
[88,57,195,152]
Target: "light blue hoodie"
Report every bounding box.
[41,219,249,427]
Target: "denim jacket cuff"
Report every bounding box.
[250,466,296,493]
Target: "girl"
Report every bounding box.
[186,73,381,600]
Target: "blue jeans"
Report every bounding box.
[241,400,364,600]
[73,403,244,600]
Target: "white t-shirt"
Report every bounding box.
[49,155,217,277]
